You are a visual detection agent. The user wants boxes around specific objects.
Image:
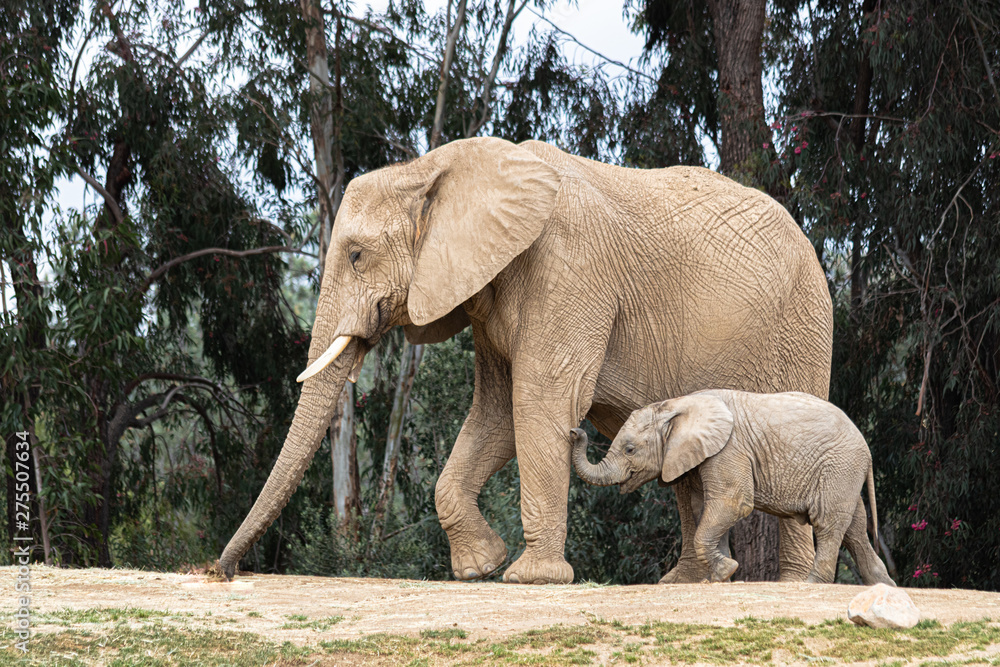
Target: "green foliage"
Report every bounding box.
[765,0,1000,589]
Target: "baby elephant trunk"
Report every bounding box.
[570,428,626,487]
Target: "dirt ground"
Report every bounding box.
[3,565,1000,645]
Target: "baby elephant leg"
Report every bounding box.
[843,500,895,586]
[695,496,751,582]
[690,484,732,559]
[807,510,854,584]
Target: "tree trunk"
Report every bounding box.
[23,391,52,565]
[707,0,774,189]
[301,1,359,535]
[332,383,360,533]
[849,0,880,321]
[706,0,781,580]
[372,340,424,542]
[429,0,468,149]
[301,0,336,273]
[731,509,780,582]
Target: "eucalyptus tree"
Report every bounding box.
[2,0,317,567]
[768,0,1000,589]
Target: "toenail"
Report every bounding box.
[464,568,479,579]
[483,563,495,573]
[506,573,520,583]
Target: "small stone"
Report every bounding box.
[848,583,920,629]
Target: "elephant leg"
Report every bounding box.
[842,500,895,586]
[778,519,816,581]
[695,496,750,583]
[502,358,606,585]
[501,403,576,584]
[436,350,515,581]
[806,511,853,584]
[690,478,733,561]
[660,476,714,584]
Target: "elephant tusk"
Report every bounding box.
[296,335,352,383]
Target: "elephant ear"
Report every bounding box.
[406,138,562,326]
[659,393,735,484]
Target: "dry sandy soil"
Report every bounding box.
[3,565,999,644]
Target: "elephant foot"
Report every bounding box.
[502,553,574,584]
[709,557,739,583]
[659,555,711,584]
[449,528,508,581]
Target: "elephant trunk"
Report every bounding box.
[570,428,627,487]
[218,343,354,579]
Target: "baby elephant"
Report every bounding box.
[571,389,894,585]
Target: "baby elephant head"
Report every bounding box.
[570,392,735,493]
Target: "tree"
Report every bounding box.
[767,0,1000,588]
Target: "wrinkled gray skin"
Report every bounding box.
[572,390,895,586]
[218,137,833,584]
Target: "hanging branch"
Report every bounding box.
[963,0,1000,113]
[526,7,654,81]
[138,244,315,295]
[76,167,124,228]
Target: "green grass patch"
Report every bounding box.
[279,615,345,631]
[0,624,288,666]
[36,608,170,625]
[420,628,467,640]
[803,618,1000,663]
[3,607,999,666]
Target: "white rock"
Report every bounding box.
[848,583,920,629]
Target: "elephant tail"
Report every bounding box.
[866,461,879,547]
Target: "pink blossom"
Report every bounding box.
[794,147,802,154]
[951,518,962,530]
[912,519,928,530]
[801,141,809,148]
[945,530,951,536]
[860,193,867,199]
[763,142,770,149]
[908,503,918,511]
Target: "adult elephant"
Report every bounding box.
[218,137,832,584]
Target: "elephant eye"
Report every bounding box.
[349,249,361,267]
[624,444,636,455]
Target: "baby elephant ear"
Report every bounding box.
[659,393,735,484]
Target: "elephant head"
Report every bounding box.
[217,138,561,578]
[570,392,735,494]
